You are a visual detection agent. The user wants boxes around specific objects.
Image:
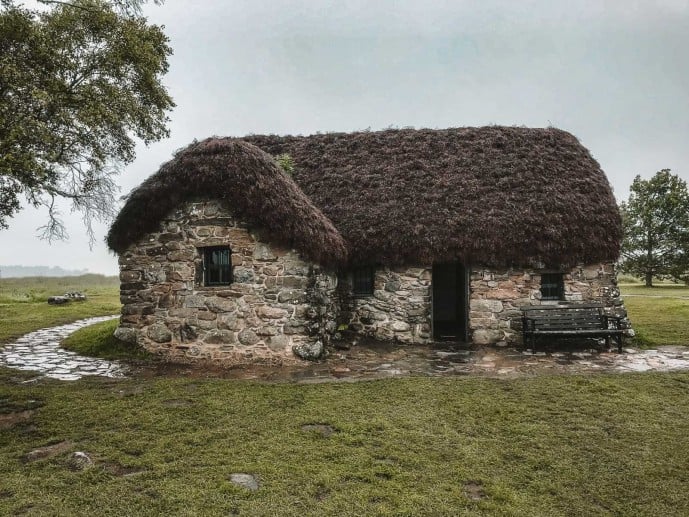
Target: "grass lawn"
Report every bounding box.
[0,277,688,514]
[619,283,689,348]
[1,369,689,516]
[61,318,152,361]
[0,275,120,345]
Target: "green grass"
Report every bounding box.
[617,274,642,284]
[620,284,689,348]
[61,319,153,361]
[619,283,689,297]
[0,277,688,513]
[0,275,120,344]
[1,370,689,515]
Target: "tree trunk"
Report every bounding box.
[646,232,653,287]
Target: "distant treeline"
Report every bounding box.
[0,265,90,278]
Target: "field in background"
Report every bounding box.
[619,283,689,348]
[1,275,687,349]
[0,275,120,344]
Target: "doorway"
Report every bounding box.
[432,262,469,341]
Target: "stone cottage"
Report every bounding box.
[107,126,628,365]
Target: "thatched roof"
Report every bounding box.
[242,126,621,267]
[109,126,622,269]
[106,138,348,266]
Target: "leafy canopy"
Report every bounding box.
[0,0,173,242]
[619,169,689,286]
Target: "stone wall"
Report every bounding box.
[341,267,433,344]
[469,262,631,346]
[340,262,630,347]
[114,201,338,365]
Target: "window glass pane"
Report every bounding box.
[540,273,563,300]
[202,247,232,286]
[352,266,375,295]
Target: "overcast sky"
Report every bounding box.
[2,0,688,275]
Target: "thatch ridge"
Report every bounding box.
[106,138,348,266]
[243,126,622,267]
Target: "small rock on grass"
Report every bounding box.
[230,473,260,491]
[67,452,93,470]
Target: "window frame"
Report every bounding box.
[351,266,376,297]
[201,246,232,287]
[540,272,564,301]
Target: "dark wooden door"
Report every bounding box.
[432,262,468,341]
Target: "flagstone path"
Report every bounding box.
[0,316,125,381]
[0,318,688,382]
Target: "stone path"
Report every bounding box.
[0,316,125,381]
[1,317,688,382]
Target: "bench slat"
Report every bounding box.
[520,303,623,353]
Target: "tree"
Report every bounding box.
[619,169,689,286]
[0,0,173,243]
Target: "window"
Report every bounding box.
[540,273,564,301]
[352,266,375,296]
[202,246,232,286]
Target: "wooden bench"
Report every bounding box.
[521,304,624,353]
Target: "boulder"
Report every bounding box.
[293,340,324,361]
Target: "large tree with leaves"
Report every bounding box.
[0,0,173,242]
[619,169,689,286]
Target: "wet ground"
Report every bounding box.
[1,318,688,383]
[200,340,689,383]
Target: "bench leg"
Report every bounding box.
[617,334,623,353]
[605,335,610,351]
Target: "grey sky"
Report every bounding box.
[2,0,688,275]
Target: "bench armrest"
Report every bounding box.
[522,315,536,332]
[604,314,624,329]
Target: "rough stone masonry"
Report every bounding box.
[115,201,338,365]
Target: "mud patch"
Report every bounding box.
[0,410,35,430]
[301,423,337,437]
[313,484,330,501]
[464,480,487,501]
[113,385,145,398]
[24,440,72,462]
